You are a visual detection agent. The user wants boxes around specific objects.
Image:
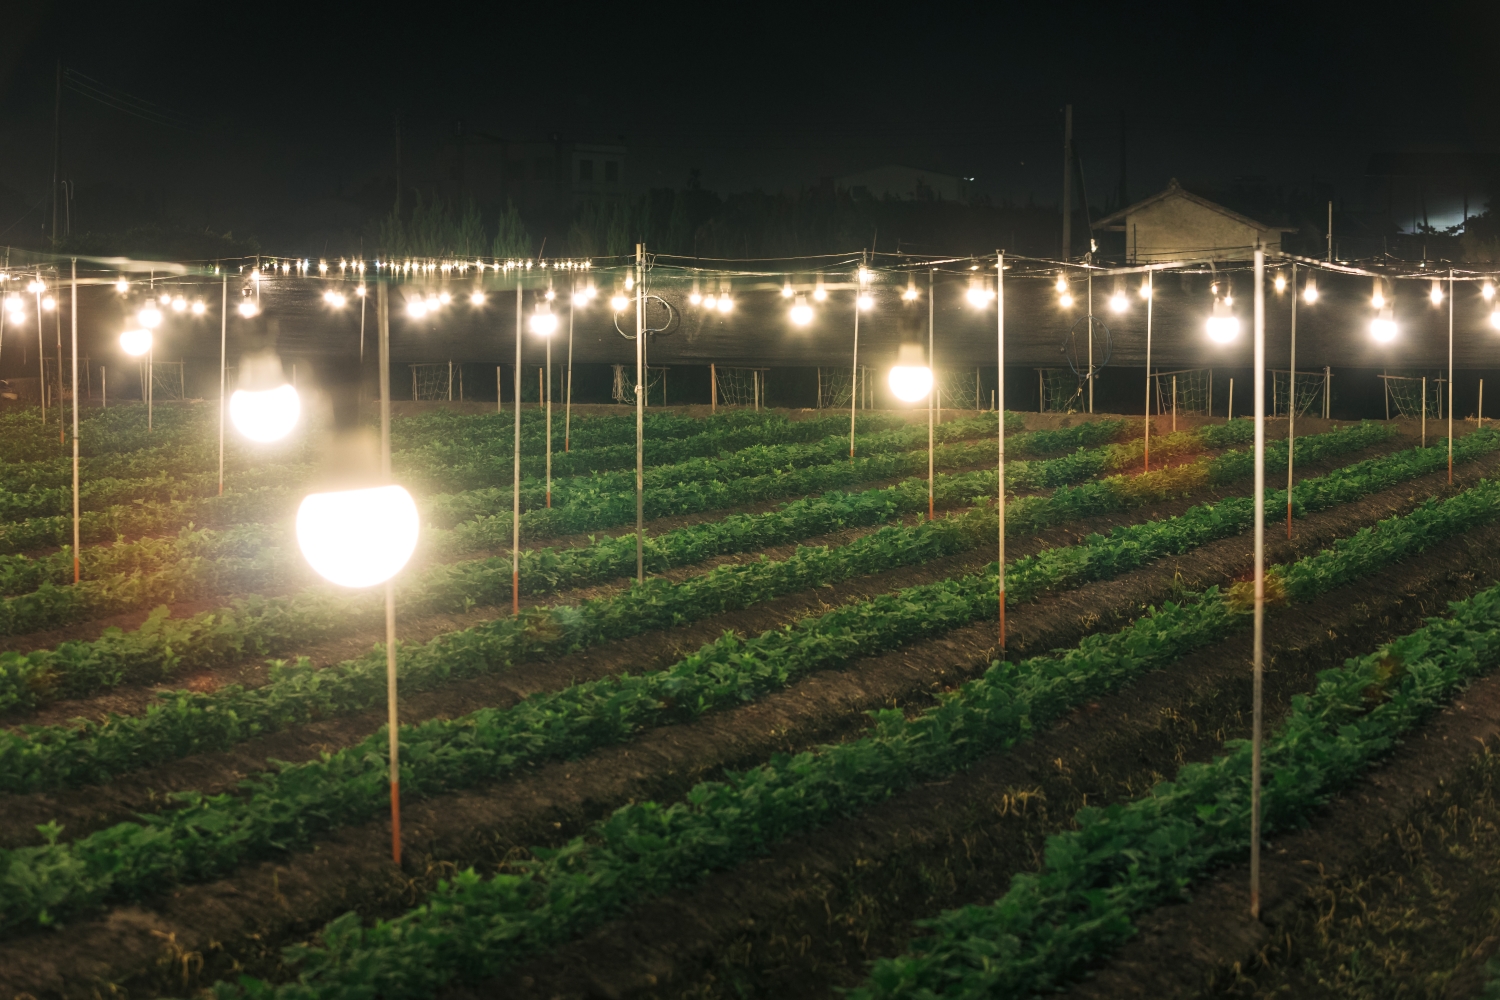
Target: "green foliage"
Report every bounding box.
[375,193,488,259]
[490,200,531,259]
[197,467,1500,1000]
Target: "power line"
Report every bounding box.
[63,68,198,132]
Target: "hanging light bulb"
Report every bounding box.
[857,292,874,310]
[701,293,717,311]
[812,280,827,302]
[230,350,301,443]
[610,293,629,312]
[323,290,348,308]
[530,301,558,335]
[171,296,187,312]
[1371,278,1386,310]
[406,297,429,319]
[1430,280,1444,305]
[138,305,163,329]
[624,274,634,291]
[903,280,919,302]
[689,290,702,305]
[789,294,814,327]
[438,291,452,305]
[1206,295,1240,344]
[298,483,420,589]
[159,293,172,307]
[1273,272,1287,293]
[119,329,152,356]
[1491,308,1500,331]
[42,296,56,311]
[470,290,486,306]
[1138,278,1152,299]
[114,278,129,293]
[191,300,207,315]
[966,279,991,307]
[716,292,734,313]
[888,343,933,403]
[1370,306,1397,343]
[1484,282,1497,302]
[1054,275,1068,293]
[781,280,794,298]
[1109,280,1128,313]
[1059,291,1074,308]
[27,279,44,294]
[1303,278,1319,304]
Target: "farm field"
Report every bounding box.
[2,400,1499,1000]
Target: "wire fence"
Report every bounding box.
[1037,368,1084,413]
[612,364,669,406]
[937,367,984,411]
[1381,373,1444,420]
[1151,368,1212,420]
[1271,369,1329,419]
[411,362,454,401]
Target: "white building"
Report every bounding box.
[1095,178,1296,262]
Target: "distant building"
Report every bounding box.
[451,130,627,216]
[1095,178,1296,262]
[837,165,973,203]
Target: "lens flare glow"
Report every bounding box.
[470,291,486,305]
[1431,281,1444,305]
[1206,316,1241,344]
[1370,317,1397,343]
[610,294,629,312]
[191,300,206,315]
[888,365,933,403]
[1059,292,1074,308]
[120,329,152,356]
[407,298,428,318]
[296,484,420,588]
[138,306,162,328]
[789,296,814,326]
[857,293,874,310]
[114,279,129,293]
[238,299,259,318]
[1304,282,1319,304]
[1110,292,1128,313]
[230,383,301,442]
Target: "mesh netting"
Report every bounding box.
[148,361,186,401]
[1272,370,1325,418]
[1152,368,1211,417]
[1382,375,1442,420]
[1038,368,1084,413]
[612,364,668,405]
[714,367,766,408]
[411,363,453,401]
[41,356,89,402]
[937,368,982,410]
[818,366,866,409]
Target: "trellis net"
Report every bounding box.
[41,356,91,402]
[411,363,453,401]
[1382,375,1442,420]
[818,366,868,409]
[147,361,186,401]
[713,366,766,408]
[612,364,668,405]
[937,367,982,410]
[1038,368,1083,413]
[1152,368,1212,417]
[1272,370,1325,418]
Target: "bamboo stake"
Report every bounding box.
[376,282,401,866]
[1249,247,1267,919]
[997,251,1006,652]
[70,261,79,583]
[513,274,522,615]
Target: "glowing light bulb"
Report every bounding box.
[610,294,629,312]
[1139,281,1152,299]
[1491,309,1500,331]
[1110,292,1128,313]
[120,329,152,356]
[407,298,428,318]
[1206,316,1240,343]
[1059,293,1074,308]
[1304,282,1319,304]
[1370,317,1397,343]
[27,280,44,293]
[191,300,206,315]
[544,289,556,301]
[858,267,872,283]
[138,306,162,329]
[170,296,186,312]
[689,291,702,305]
[115,279,129,293]
[530,305,558,335]
[702,294,717,311]
[296,484,419,588]
[1430,281,1444,305]
[231,383,301,442]
[238,299,259,318]
[42,296,56,311]
[888,343,933,403]
[1274,274,1286,293]
[781,283,794,298]
[857,293,874,310]
[438,291,452,305]
[160,294,172,307]
[716,295,734,314]
[624,274,634,290]
[1054,276,1068,293]
[470,291,486,306]
[789,295,814,327]
[966,285,990,307]
[1372,291,1385,309]
[812,285,827,302]
[1485,283,1496,302]
[903,284,919,302]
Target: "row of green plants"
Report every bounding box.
[0,428,1473,793]
[0,405,210,465]
[0,437,1486,940]
[193,469,1500,999]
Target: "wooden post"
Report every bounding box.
[376,282,401,867]
[1422,376,1427,447]
[711,362,716,412]
[1481,378,1485,428]
[1143,273,1153,472]
[1172,374,1178,432]
[1228,377,1234,420]
[1249,247,1267,920]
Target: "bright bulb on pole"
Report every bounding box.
[789,295,813,327]
[888,364,933,403]
[1109,292,1128,313]
[120,329,152,356]
[296,484,420,589]
[857,293,874,310]
[1303,281,1319,304]
[230,383,301,442]
[1430,281,1444,306]
[138,306,162,329]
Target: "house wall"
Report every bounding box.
[1126,197,1282,262]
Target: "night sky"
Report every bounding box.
[2,3,1499,252]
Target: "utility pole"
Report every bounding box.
[1061,104,1074,260]
[1326,200,1333,262]
[51,60,62,246]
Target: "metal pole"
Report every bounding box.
[1087,255,1094,413]
[1143,272,1152,471]
[70,260,79,583]
[376,282,401,867]
[1481,378,1485,429]
[1287,262,1296,539]
[1422,376,1427,447]
[1172,374,1177,432]
[850,260,861,458]
[928,267,935,521]
[710,362,716,412]
[997,251,1006,652]
[513,272,522,615]
[635,244,645,584]
[1061,104,1073,261]
[1249,246,1267,920]
[546,325,552,507]
[1449,268,1454,484]
[36,282,45,425]
[218,273,227,496]
[1324,366,1330,419]
[55,296,63,445]
[1228,377,1234,421]
[359,281,366,363]
[565,280,574,451]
